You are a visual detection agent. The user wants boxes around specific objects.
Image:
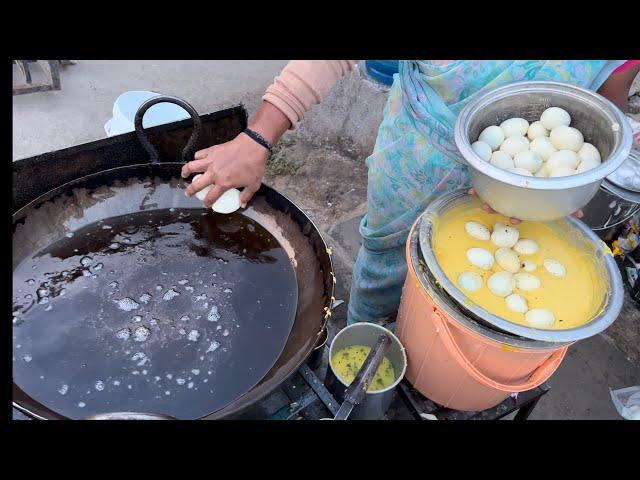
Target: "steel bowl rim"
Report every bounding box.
[418,189,624,343]
[454,80,633,191]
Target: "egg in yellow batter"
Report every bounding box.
[431,198,606,329]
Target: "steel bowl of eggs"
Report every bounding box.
[419,189,624,343]
[454,81,633,221]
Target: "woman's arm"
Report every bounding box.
[597,62,640,110]
[182,60,358,208]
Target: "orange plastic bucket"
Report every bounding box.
[396,216,569,411]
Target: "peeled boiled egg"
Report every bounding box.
[534,164,551,178]
[547,150,580,170]
[500,136,530,157]
[529,136,557,162]
[513,151,543,173]
[543,259,566,278]
[549,165,576,177]
[471,141,492,162]
[491,222,519,248]
[540,107,571,131]
[193,174,212,201]
[495,247,520,273]
[457,272,483,292]
[527,121,549,140]
[505,293,528,313]
[467,248,495,270]
[211,188,241,214]
[578,142,601,164]
[478,125,505,150]
[514,272,541,291]
[510,167,533,176]
[576,158,601,173]
[490,151,515,170]
[192,174,241,214]
[514,239,539,255]
[465,221,491,241]
[487,271,516,297]
[525,308,556,328]
[550,126,584,152]
[500,118,529,138]
[522,260,537,272]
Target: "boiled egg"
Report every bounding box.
[540,107,571,131]
[550,126,584,152]
[529,136,557,162]
[490,151,515,170]
[471,141,492,162]
[466,248,495,270]
[513,151,543,173]
[500,136,530,157]
[500,118,529,138]
[491,222,519,248]
[514,239,539,255]
[495,247,520,273]
[457,272,483,292]
[514,272,541,291]
[527,121,549,140]
[478,125,505,150]
[525,308,556,328]
[465,221,491,241]
[487,271,516,297]
[505,293,528,313]
[543,259,566,278]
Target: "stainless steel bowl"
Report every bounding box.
[419,189,624,343]
[454,81,633,221]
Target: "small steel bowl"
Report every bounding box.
[454,81,633,221]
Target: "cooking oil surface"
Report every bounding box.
[331,345,395,392]
[13,208,297,419]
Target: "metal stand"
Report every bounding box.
[13,60,64,95]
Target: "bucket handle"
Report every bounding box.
[432,311,567,393]
[134,95,202,163]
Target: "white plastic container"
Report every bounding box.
[104,90,190,137]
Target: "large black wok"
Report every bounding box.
[12,97,333,419]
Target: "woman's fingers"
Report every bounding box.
[185,170,215,197]
[194,148,212,160]
[239,183,260,208]
[508,217,522,225]
[203,184,228,208]
[182,158,212,178]
[572,210,584,218]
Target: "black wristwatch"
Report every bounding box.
[243,128,273,153]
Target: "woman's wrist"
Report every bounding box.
[247,100,292,146]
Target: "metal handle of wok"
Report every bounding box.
[83,411,176,420]
[134,95,202,164]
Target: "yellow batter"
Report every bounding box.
[431,199,606,329]
[331,345,395,392]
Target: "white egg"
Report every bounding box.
[509,167,533,176]
[514,239,539,255]
[522,260,537,272]
[494,247,520,273]
[540,107,571,131]
[549,165,576,177]
[543,259,566,278]
[550,126,584,152]
[505,294,528,313]
[500,136,530,157]
[457,272,483,292]
[491,222,519,248]
[547,150,580,170]
[576,158,601,173]
[577,142,601,164]
[478,125,505,150]
[513,151,543,173]
[465,221,491,241]
[534,164,551,178]
[529,137,557,161]
[487,271,516,297]
[466,248,495,270]
[192,174,241,214]
[527,121,549,140]
[500,118,529,138]
[211,188,241,214]
[471,141,492,161]
[525,308,556,328]
[192,174,212,201]
[514,272,541,291]
[490,151,515,170]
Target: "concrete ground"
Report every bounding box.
[12,60,640,420]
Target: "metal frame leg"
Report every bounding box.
[513,396,541,420]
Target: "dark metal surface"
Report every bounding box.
[333,334,391,420]
[12,104,333,420]
[134,96,202,163]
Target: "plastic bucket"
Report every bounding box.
[396,215,569,411]
[104,90,190,137]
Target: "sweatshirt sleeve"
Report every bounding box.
[262,60,358,128]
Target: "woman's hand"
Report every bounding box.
[181,100,291,208]
[467,188,583,224]
[182,133,268,208]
